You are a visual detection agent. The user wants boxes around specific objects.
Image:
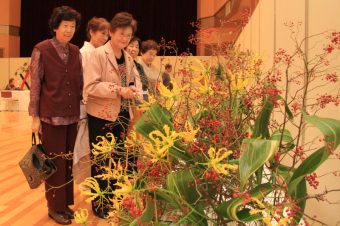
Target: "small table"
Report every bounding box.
[0,90,30,111]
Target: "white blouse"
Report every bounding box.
[80,41,95,75]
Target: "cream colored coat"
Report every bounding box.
[84,42,142,121]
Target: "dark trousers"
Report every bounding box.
[41,121,77,212]
[87,111,130,211]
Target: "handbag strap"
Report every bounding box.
[32,133,36,146]
[32,132,43,146]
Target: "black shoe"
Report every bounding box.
[48,209,71,225]
[92,208,109,219]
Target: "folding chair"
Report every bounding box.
[0,90,19,112]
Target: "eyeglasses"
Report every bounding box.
[119,33,132,39]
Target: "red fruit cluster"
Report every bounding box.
[305,172,319,189]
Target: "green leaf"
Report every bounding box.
[269,127,295,151]
[166,169,208,226]
[134,102,195,163]
[277,95,294,120]
[253,98,274,139]
[276,165,307,225]
[288,109,340,195]
[129,194,155,225]
[216,183,278,221]
[239,138,279,190]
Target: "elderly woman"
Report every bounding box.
[138,39,160,95]
[84,12,141,219]
[125,36,148,134]
[73,17,110,191]
[28,6,82,225]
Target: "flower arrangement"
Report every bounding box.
[76,16,340,226]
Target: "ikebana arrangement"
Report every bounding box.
[74,16,340,226]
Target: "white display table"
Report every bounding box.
[0,90,30,111]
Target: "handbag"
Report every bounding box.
[19,133,57,189]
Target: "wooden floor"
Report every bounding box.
[0,111,109,226]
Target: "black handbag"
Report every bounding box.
[19,133,57,189]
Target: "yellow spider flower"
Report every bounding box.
[263,216,272,226]
[79,177,104,203]
[190,58,211,75]
[94,159,124,181]
[113,175,133,198]
[137,90,156,111]
[142,141,162,163]
[74,208,90,226]
[208,147,238,175]
[249,197,292,226]
[91,133,118,155]
[229,70,252,92]
[125,130,145,148]
[178,121,200,142]
[191,73,214,96]
[149,124,179,158]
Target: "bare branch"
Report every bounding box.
[297,188,340,203]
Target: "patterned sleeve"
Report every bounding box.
[28,47,44,117]
[79,52,83,100]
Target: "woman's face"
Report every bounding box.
[141,49,157,66]
[90,29,109,48]
[125,40,139,60]
[110,27,132,50]
[54,20,76,44]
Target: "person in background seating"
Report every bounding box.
[5,78,20,90]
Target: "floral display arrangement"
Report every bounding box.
[74,14,340,226]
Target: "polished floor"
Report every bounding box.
[0,111,109,226]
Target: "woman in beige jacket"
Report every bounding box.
[83,12,141,219]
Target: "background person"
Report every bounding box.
[138,39,160,95]
[162,63,173,91]
[83,12,141,219]
[73,17,110,192]
[28,6,82,225]
[125,36,148,138]
[5,78,20,90]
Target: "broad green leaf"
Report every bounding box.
[277,95,294,120]
[288,109,340,195]
[216,183,278,221]
[154,190,177,207]
[269,127,295,151]
[253,97,274,139]
[166,169,208,226]
[277,165,306,224]
[129,194,155,225]
[239,139,279,190]
[134,102,195,163]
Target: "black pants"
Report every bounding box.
[87,111,130,211]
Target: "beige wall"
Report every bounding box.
[237,0,340,225]
[0,56,210,91]
[0,0,21,58]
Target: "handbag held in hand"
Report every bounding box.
[19,133,57,189]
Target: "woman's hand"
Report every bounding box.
[31,116,42,134]
[118,86,138,99]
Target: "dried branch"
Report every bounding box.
[297,188,340,203]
